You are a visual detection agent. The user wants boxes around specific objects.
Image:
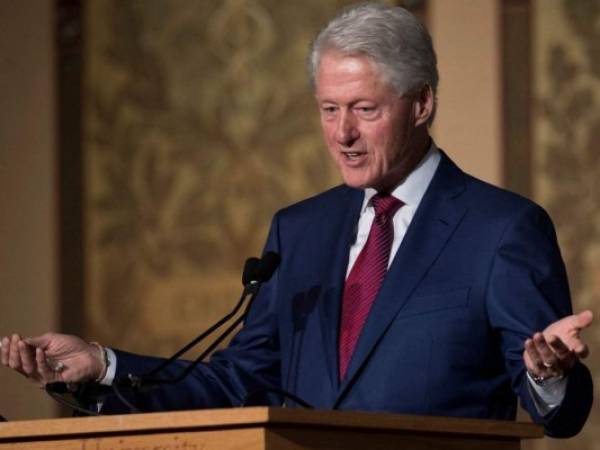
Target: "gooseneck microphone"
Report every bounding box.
[46,252,280,413]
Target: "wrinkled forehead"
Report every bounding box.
[314,49,396,92]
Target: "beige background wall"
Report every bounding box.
[430,0,502,185]
[530,0,600,448]
[0,0,58,419]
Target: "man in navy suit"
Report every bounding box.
[1,3,593,437]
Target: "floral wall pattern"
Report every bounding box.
[529,0,600,448]
[84,1,412,356]
[83,0,349,355]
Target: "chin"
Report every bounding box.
[343,179,371,190]
[339,170,372,190]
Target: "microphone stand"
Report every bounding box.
[141,280,259,380]
[109,253,280,412]
[46,250,313,414]
[46,256,266,415]
[131,284,260,387]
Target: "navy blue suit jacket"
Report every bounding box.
[106,152,592,437]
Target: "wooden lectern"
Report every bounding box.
[0,407,542,450]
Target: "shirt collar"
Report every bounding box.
[361,141,441,213]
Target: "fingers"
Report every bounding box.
[575,310,594,329]
[524,333,575,379]
[24,333,53,350]
[524,338,542,374]
[533,333,559,369]
[573,343,589,359]
[0,334,64,384]
[547,334,571,358]
[546,334,578,372]
[0,336,9,366]
[18,341,37,376]
[8,334,23,371]
[2,335,37,379]
[547,332,588,359]
[541,310,593,360]
[3,333,95,384]
[35,347,57,384]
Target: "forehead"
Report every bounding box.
[315,51,395,99]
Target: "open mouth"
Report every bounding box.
[343,151,366,160]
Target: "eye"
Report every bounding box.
[354,105,378,119]
[320,105,338,119]
[321,105,338,114]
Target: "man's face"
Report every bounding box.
[315,51,424,192]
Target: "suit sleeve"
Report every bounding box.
[100,213,285,414]
[485,202,593,437]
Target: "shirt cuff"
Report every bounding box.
[526,372,568,416]
[99,347,117,385]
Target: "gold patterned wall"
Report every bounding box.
[83,0,420,354]
[82,0,371,356]
[83,0,345,354]
[530,0,600,448]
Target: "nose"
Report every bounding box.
[335,110,359,146]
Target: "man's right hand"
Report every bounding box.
[0,333,105,385]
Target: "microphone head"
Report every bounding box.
[254,251,281,283]
[242,257,261,286]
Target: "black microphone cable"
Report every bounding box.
[44,383,101,416]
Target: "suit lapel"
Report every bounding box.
[316,187,364,392]
[334,153,468,406]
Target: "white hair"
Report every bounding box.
[308,2,438,123]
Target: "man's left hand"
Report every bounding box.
[523,310,593,380]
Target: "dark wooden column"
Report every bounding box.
[501,0,532,197]
[55,0,84,336]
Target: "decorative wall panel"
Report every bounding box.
[83,1,421,357]
[529,0,600,447]
[83,0,356,355]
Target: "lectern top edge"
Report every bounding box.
[0,407,543,442]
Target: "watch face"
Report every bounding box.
[529,371,564,387]
[528,371,547,386]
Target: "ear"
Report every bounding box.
[412,84,434,127]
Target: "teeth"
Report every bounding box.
[344,152,362,159]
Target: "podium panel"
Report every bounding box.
[0,407,543,450]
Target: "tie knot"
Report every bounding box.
[371,193,403,219]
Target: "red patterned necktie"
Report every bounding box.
[338,192,403,380]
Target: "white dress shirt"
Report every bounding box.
[346,143,441,277]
